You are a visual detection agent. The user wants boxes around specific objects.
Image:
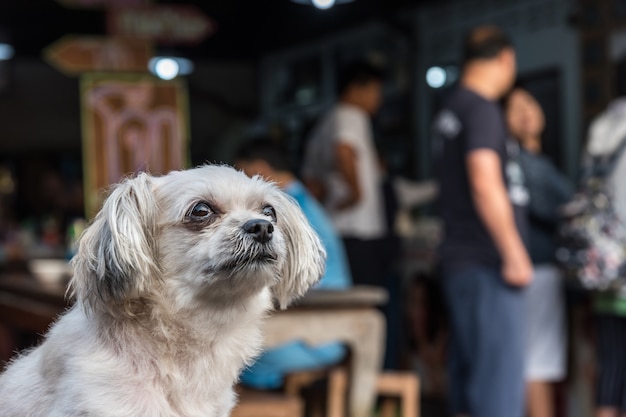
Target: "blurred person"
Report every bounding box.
[582,56,626,417]
[235,138,352,389]
[504,86,573,417]
[404,273,448,398]
[301,59,388,288]
[431,26,532,417]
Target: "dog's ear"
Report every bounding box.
[271,191,326,309]
[70,173,160,313]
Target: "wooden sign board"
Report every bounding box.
[107,5,216,44]
[80,74,190,217]
[44,36,153,75]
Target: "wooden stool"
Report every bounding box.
[376,371,420,417]
[231,389,304,417]
[283,365,349,417]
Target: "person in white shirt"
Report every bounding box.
[302,60,388,287]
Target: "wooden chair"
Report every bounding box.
[231,387,304,417]
[279,362,421,417]
[376,371,420,417]
[283,364,349,417]
[231,354,350,417]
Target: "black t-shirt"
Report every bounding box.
[432,86,528,268]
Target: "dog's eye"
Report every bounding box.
[189,202,212,220]
[262,205,276,221]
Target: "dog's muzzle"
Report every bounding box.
[242,219,273,243]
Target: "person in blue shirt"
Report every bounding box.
[234,138,353,389]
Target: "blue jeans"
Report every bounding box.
[442,264,526,417]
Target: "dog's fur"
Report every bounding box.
[0,165,325,417]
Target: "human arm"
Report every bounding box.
[302,142,361,209]
[467,149,532,286]
[523,153,574,225]
[328,106,373,211]
[334,142,362,210]
[303,178,326,203]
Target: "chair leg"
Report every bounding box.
[283,366,349,417]
[327,367,348,417]
[376,371,420,417]
[401,375,419,417]
[284,370,325,396]
[379,398,397,417]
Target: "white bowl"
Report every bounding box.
[28,259,72,287]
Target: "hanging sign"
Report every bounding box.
[80,73,190,215]
[107,5,216,44]
[44,36,152,75]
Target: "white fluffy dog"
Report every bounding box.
[0,165,325,417]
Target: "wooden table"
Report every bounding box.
[0,274,387,417]
[263,287,387,417]
[0,274,69,336]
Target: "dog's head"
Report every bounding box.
[70,165,326,315]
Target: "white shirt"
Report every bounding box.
[586,97,626,219]
[302,103,386,239]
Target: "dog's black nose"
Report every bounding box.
[243,219,274,243]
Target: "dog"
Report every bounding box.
[0,165,325,417]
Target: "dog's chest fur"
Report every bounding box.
[0,290,272,417]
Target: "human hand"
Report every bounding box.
[501,248,533,287]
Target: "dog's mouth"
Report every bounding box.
[205,251,278,274]
[222,253,277,270]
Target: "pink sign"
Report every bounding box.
[81,74,190,216]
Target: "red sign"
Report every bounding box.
[44,36,153,75]
[107,5,216,44]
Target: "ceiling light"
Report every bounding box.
[154,58,179,80]
[312,0,335,9]
[0,44,14,61]
[148,57,194,80]
[426,66,447,89]
[425,65,459,89]
[290,0,354,9]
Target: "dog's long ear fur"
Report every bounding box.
[70,173,160,314]
[272,191,326,309]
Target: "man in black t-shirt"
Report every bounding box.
[432,26,532,417]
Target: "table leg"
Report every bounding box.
[262,309,386,417]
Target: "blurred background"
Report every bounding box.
[0,0,614,228]
[0,0,622,416]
